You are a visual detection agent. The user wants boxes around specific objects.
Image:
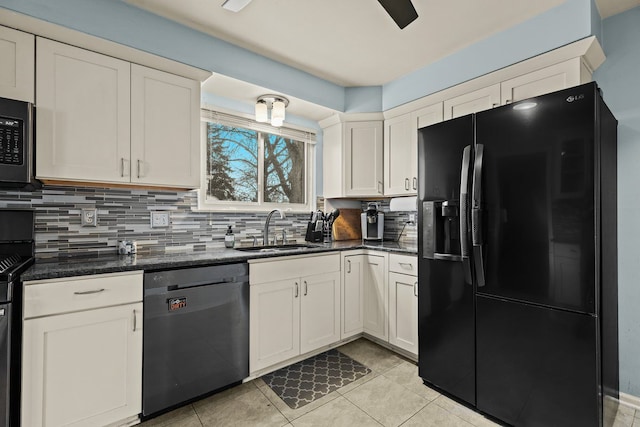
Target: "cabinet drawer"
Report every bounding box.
[24,271,143,319]
[250,254,340,284]
[389,254,417,276]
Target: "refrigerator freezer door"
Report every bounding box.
[474,83,597,314]
[476,295,598,427]
[418,115,475,405]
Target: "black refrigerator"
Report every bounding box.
[417,82,619,427]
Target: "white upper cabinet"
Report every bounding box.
[36,38,131,183]
[383,114,414,196]
[130,65,200,187]
[444,84,501,120]
[344,121,383,197]
[500,58,588,104]
[35,38,201,188]
[0,25,34,102]
[323,119,384,198]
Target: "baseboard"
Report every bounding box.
[619,392,640,411]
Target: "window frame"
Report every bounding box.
[197,109,316,213]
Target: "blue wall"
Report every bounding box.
[0,0,599,113]
[594,5,640,397]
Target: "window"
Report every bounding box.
[199,110,315,212]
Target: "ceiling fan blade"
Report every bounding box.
[377,0,418,29]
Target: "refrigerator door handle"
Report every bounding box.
[460,145,472,285]
[472,143,486,287]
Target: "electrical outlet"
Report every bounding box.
[150,211,170,228]
[81,209,98,227]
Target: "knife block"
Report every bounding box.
[304,222,323,243]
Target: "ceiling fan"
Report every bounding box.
[221,0,418,29]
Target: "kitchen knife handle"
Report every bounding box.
[295,282,299,298]
[460,145,472,285]
[304,281,308,296]
[412,177,417,190]
[405,178,410,191]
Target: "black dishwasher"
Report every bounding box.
[142,263,249,418]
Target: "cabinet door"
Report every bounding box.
[22,303,142,427]
[501,58,583,105]
[131,65,200,188]
[344,121,383,196]
[388,272,418,355]
[444,84,500,120]
[0,26,34,102]
[363,254,388,341]
[384,114,414,196]
[35,38,131,183]
[410,103,444,193]
[250,279,300,373]
[300,271,341,354]
[342,255,365,339]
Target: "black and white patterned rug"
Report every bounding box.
[262,349,371,409]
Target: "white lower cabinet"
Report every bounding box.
[388,254,418,357]
[22,272,143,427]
[363,254,388,341]
[342,252,388,341]
[249,254,341,373]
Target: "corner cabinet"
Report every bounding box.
[322,118,383,198]
[35,38,201,188]
[0,25,34,102]
[22,272,143,427]
[249,254,341,374]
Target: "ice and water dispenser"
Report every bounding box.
[422,200,462,261]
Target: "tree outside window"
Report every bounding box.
[204,121,309,208]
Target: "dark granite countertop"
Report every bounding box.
[21,240,417,281]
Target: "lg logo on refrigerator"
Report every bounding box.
[566,94,585,103]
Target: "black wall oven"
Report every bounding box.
[0,97,35,187]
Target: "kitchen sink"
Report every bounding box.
[234,243,319,253]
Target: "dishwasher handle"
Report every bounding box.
[165,276,247,291]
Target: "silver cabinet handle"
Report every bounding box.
[137,160,142,178]
[413,177,417,190]
[414,281,418,297]
[377,181,383,194]
[399,262,413,270]
[405,178,410,190]
[132,309,137,332]
[295,282,299,298]
[304,281,308,296]
[505,99,512,104]
[120,158,125,177]
[73,288,105,295]
[347,259,351,273]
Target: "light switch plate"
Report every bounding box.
[150,211,170,228]
[81,209,98,227]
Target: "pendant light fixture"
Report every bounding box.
[255,95,289,127]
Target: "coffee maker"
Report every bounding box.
[361,203,384,241]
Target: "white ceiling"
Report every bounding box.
[125,0,638,120]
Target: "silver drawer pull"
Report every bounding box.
[399,262,414,269]
[73,288,105,295]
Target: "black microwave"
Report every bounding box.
[0,97,37,188]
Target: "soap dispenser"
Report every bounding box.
[225,225,235,248]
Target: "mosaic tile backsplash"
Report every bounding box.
[0,186,416,259]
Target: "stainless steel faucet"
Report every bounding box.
[263,209,285,246]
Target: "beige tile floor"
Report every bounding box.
[139,338,640,427]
